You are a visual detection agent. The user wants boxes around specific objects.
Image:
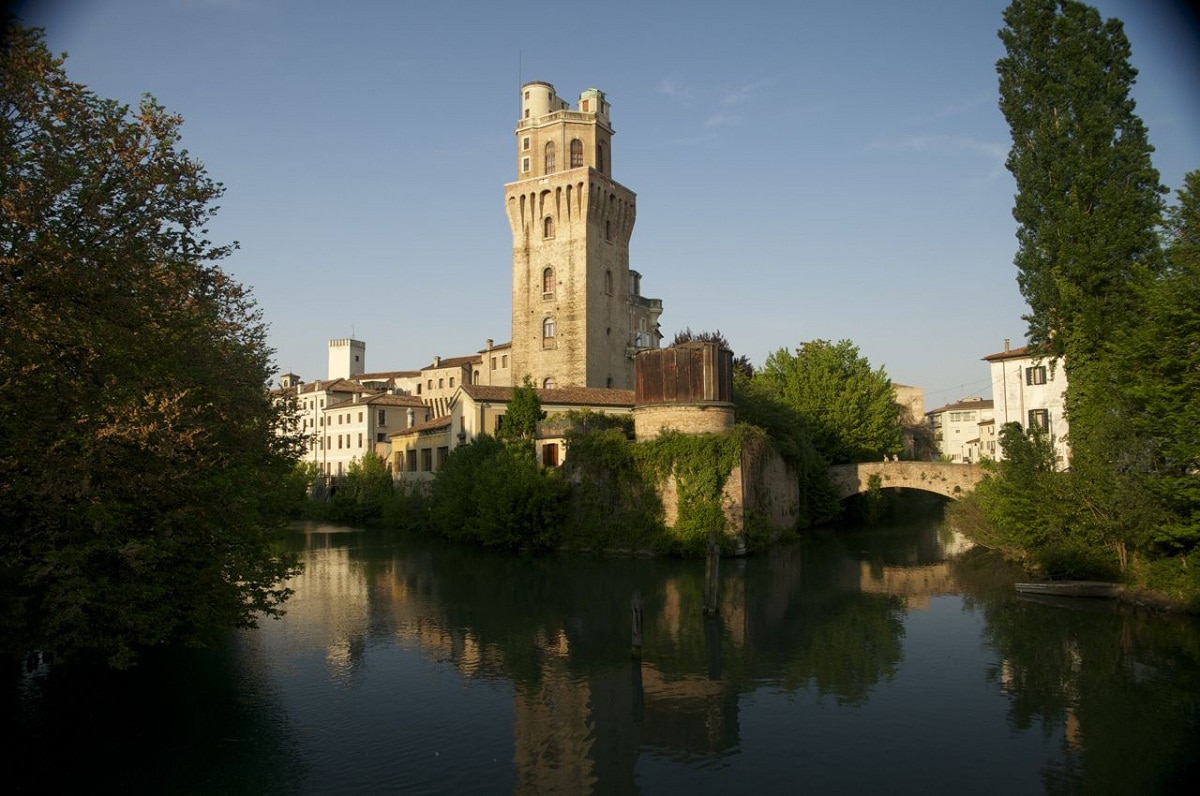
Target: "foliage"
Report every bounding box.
[754,339,902,464]
[329,452,394,524]
[671,326,755,377]
[0,25,301,668]
[498,375,544,458]
[732,373,840,526]
[997,0,1164,465]
[427,435,567,550]
[560,424,665,551]
[636,426,764,555]
[1113,171,1200,556]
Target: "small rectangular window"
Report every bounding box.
[522,157,530,172]
[421,448,433,471]
[523,136,530,151]
[358,411,363,423]
[449,377,455,388]
[406,449,417,472]
[502,355,508,367]
[378,410,386,425]
[358,433,363,448]
[491,356,497,370]
[1026,366,1047,385]
[1028,408,1050,431]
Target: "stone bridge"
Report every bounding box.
[827,461,985,501]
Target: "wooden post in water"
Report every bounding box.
[631,590,643,659]
[703,541,721,616]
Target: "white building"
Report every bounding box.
[983,341,1071,470]
[926,397,994,463]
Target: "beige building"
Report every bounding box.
[506,81,663,391]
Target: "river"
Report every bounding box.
[9,516,1200,794]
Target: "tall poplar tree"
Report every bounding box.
[996,0,1165,463]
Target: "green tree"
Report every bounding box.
[1116,172,1200,556]
[754,340,901,464]
[0,25,301,668]
[428,435,567,550]
[329,452,394,523]
[499,375,545,458]
[997,0,1165,463]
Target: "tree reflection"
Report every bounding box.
[969,585,1200,792]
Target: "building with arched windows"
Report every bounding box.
[506,82,663,390]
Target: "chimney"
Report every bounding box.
[1004,338,1010,352]
[433,355,441,367]
[486,339,493,350]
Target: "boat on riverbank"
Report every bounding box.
[1014,581,1124,598]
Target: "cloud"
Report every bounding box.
[720,75,780,106]
[867,134,1008,162]
[658,78,692,104]
[704,112,740,130]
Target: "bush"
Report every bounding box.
[428,435,568,550]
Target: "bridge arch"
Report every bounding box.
[827,461,985,501]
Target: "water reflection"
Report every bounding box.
[10,518,1200,794]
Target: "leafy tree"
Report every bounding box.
[671,327,754,377]
[0,25,301,668]
[1116,171,1200,555]
[997,0,1165,463]
[753,340,901,464]
[499,375,544,458]
[428,435,567,550]
[329,452,394,523]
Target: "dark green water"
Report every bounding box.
[9,518,1200,794]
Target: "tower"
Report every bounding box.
[506,81,662,390]
[327,338,365,380]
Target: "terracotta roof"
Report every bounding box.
[982,344,1056,362]
[274,378,366,396]
[478,340,512,353]
[420,354,482,371]
[326,392,426,411]
[461,384,636,408]
[389,415,452,438]
[359,370,421,380]
[926,398,994,416]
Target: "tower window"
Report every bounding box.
[605,269,613,295]
[544,141,556,174]
[605,220,612,241]
[523,136,530,151]
[542,267,555,297]
[522,157,530,173]
[543,216,554,239]
[543,316,556,347]
[596,142,606,174]
[570,139,583,167]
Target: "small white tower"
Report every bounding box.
[328,338,366,380]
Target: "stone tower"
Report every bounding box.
[506,81,662,390]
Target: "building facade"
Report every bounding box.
[984,342,1071,470]
[926,397,994,464]
[505,82,662,391]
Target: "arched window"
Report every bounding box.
[542,267,554,296]
[543,316,556,339]
[596,142,606,173]
[544,141,556,174]
[543,215,554,238]
[543,377,556,389]
[570,139,583,168]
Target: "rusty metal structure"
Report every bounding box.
[634,342,733,407]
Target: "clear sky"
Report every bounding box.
[14,0,1200,410]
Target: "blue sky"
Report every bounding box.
[16,0,1200,409]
